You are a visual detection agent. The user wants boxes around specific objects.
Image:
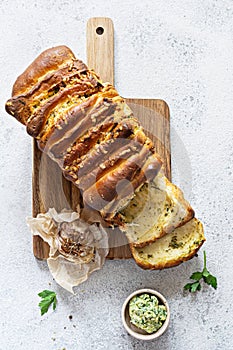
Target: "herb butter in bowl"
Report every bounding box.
[121,289,170,340]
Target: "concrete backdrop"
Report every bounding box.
[0,0,233,349]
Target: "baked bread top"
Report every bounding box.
[5,46,162,220]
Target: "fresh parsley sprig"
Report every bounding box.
[184,251,217,292]
[38,290,57,315]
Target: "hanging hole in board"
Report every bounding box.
[96,27,104,35]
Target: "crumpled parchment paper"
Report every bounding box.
[26,208,109,293]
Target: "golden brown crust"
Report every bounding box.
[75,121,139,174]
[5,96,31,125]
[46,95,120,157]
[12,46,75,96]
[63,122,116,168]
[27,76,101,138]
[82,142,156,210]
[5,59,92,126]
[40,85,121,155]
[5,46,164,219]
[75,124,137,189]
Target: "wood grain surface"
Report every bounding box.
[33,18,171,260]
[87,17,114,85]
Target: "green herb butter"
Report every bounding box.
[129,293,167,334]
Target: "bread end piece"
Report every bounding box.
[5,46,76,125]
[12,45,75,97]
[130,218,205,270]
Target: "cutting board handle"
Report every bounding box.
[86,17,114,85]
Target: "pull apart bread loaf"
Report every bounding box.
[5,45,205,269]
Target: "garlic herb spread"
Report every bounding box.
[129,293,167,334]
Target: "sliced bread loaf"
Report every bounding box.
[120,172,194,248]
[130,218,205,269]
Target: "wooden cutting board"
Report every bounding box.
[33,17,171,260]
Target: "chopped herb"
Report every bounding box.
[184,251,217,293]
[169,236,183,249]
[129,294,167,334]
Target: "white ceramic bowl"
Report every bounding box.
[121,288,170,341]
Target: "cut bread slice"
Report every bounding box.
[100,154,162,221]
[130,218,205,269]
[120,172,194,248]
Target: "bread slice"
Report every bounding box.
[100,154,162,221]
[130,218,205,269]
[120,172,194,247]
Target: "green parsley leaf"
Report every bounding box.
[184,251,217,293]
[38,290,54,298]
[190,271,203,281]
[184,283,193,291]
[184,281,202,292]
[204,274,217,289]
[38,290,57,316]
[52,295,57,310]
[190,282,201,292]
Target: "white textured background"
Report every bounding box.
[1,0,233,349]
